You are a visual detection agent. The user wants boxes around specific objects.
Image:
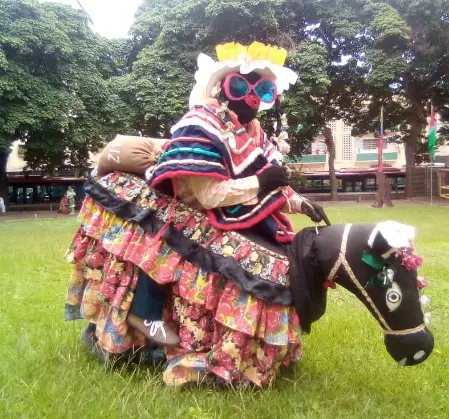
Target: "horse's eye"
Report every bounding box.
[386,283,402,312]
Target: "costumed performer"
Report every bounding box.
[125,41,325,347]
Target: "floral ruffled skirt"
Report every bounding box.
[65,172,302,386]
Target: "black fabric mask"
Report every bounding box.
[222,72,261,124]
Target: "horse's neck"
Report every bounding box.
[314,224,348,265]
[314,223,376,280]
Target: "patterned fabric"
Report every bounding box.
[87,172,292,295]
[148,101,294,243]
[65,237,148,353]
[65,173,302,387]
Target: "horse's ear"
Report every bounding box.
[367,221,415,257]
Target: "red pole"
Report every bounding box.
[377,106,384,173]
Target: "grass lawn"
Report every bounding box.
[0,205,448,418]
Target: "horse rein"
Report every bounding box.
[326,224,426,336]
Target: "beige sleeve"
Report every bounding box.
[185,175,260,209]
[280,188,306,214]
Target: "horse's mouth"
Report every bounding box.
[384,327,434,366]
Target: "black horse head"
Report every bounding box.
[289,221,434,367]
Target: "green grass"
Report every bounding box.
[0,205,448,418]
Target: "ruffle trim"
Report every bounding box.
[65,225,302,385]
[67,201,299,345]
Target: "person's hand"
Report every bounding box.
[301,200,331,225]
[257,166,289,191]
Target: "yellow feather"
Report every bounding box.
[215,41,288,65]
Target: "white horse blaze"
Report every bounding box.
[367,221,415,252]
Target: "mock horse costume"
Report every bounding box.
[64,42,433,386]
[65,172,433,385]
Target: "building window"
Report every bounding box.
[18,145,27,159]
[342,133,352,160]
[364,177,376,191]
[362,139,387,150]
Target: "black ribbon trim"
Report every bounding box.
[84,178,293,305]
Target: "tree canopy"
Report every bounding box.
[124,0,449,169]
[1,0,448,200]
[0,0,134,199]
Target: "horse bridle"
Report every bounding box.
[326,224,426,336]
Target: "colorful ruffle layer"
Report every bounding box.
[65,172,302,386]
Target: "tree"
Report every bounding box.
[125,0,338,146]
[284,0,449,198]
[0,0,134,201]
[334,0,449,197]
[123,46,193,137]
[282,2,370,200]
[121,0,385,203]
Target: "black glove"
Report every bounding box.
[257,166,289,191]
[301,200,331,225]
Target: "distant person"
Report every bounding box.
[57,195,69,214]
[66,186,76,215]
[372,172,394,208]
[0,196,5,215]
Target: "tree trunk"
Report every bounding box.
[403,75,427,199]
[328,154,338,201]
[323,127,338,201]
[404,138,416,198]
[0,151,9,206]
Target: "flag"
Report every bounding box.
[377,106,384,173]
[428,103,437,162]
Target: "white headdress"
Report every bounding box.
[189,42,298,112]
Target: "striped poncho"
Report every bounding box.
[148,101,294,243]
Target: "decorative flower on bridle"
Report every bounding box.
[364,221,427,289]
[395,244,423,271]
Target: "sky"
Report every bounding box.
[40,0,142,38]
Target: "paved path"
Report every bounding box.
[0,210,78,222]
[322,197,449,207]
[1,197,447,222]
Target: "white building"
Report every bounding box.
[7,141,27,173]
[287,119,406,172]
[7,117,447,174]
[6,141,99,174]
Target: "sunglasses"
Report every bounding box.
[222,73,277,104]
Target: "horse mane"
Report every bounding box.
[288,223,378,333]
[287,226,330,334]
